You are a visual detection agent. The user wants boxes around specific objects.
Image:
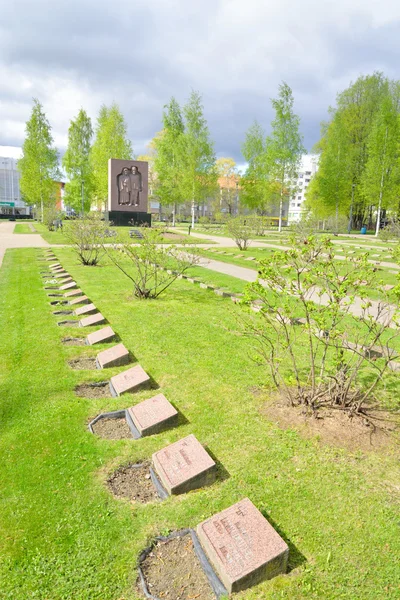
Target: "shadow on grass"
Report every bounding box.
[203,445,230,484]
[260,509,307,573]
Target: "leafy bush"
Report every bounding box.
[240,235,399,421]
[104,229,198,299]
[225,216,251,250]
[65,213,109,266]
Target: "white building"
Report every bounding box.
[288,154,319,224]
[0,157,31,216]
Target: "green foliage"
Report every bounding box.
[104,228,198,298]
[241,121,273,211]
[90,104,133,208]
[154,98,186,218]
[242,235,399,412]
[62,108,94,213]
[64,213,109,265]
[18,98,60,218]
[225,216,252,250]
[181,91,217,222]
[265,82,305,231]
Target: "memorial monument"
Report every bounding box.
[108,159,151,226]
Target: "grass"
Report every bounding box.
[0,248,400,599]
[33,222,214,246]
[13,223,36,234]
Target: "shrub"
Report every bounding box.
[240,234,399,421]
[65,213,109,266]
[225,216,252,250]
[104,228,199,299]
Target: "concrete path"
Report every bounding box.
[198,255,397,327]
[182,229,400,271]
[0,221,49,269]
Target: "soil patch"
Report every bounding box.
[263,395,399,453]
[163,232,186,241]
[62,337,86,346]
[75,382,111,398]
[68,357,97,370]
[53,310,73,315]
[139,534,215,600]
[58,320,78,327]
[92,416,132,440]
[107,462,158,503]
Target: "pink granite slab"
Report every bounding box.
[60,281,77,291]
[109,364,150,396]
[58,277,73,285]
[96,343,130,368]
[50,263,61,269]
[64,288,83,298]
[197,498,289,593]
[69,295,89,306]
[152,434,216,495]
[54,272,69,279]
[79,313,105,327]
[86,326,116,345]
[127,393,178,437]
[74,303,97,317]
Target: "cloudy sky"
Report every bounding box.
[1,0,399,164]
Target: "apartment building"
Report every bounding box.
[287,154,318,224]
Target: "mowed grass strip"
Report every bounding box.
[0,247,399,599]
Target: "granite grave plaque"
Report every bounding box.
[86,326,116,345]
[127,393,178,437]
[64,288,83,298]
[74,303,98,317]
[152,434,216,495]
[79,313,105,327]
[96,343,130,369]
[69,295,90,306]
[60,281,77,291]
[197,498,289,593]
[109,364,150,396]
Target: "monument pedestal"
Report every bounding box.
[108,210,151,227]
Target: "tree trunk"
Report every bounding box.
[172,203,176,227]
[278,185,283,233]
[375,171,385,237]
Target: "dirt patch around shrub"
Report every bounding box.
[92,417,133,440]
[107,462,159,503]
[263,395,399,453]
[138,533,216,600]
[68,357,97,370]
[62,337,86,346]
[75,382,111,399]
[58,320,79,327]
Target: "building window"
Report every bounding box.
[305,171,311,175]
[297,196,302,200]
[305,178,310,183]
[297,203,301,207]
[299,173,304,178]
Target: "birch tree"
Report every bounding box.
[62,108,93,214]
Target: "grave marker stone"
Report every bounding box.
[152,434,216,495]
[64,288,83,297]
[69,295,90,306]
[74,303,98,317]
[60,281,78,291]
[127,393,178,437]
[197,498,289,593]
[86,326,116,345]
[96,343,130,368]
[79,312,105,327]
[109,364,150,396]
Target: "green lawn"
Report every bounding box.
[33,222,214,246]
[0,248,399,599]
[13,223,36,234]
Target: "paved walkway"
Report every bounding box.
[182,229,400,271]
[197,255,397,327]
[0,221,49,269]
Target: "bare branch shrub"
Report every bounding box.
[240,235,400,420]
[65,213,109,266]
[104,228,199,299]
[225,216,252,250]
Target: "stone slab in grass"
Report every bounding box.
[64,288,83,298]
[152,434,216,495]
[53,272,70,279]
[74,303,97,317]
[79,312,105,327]
[96,342,130,369]
[50,263,61,269]
[127,393,178,437]
[109,364,150,396]
[197,497,289,593]
[69,295,90,306]
[86,325,116,345]
[60,281,78,291]
[58,277,73,285]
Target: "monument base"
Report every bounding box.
[108,211,151,227]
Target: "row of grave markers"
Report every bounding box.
[39,248,289,596]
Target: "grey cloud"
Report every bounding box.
[1,0,400,162]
